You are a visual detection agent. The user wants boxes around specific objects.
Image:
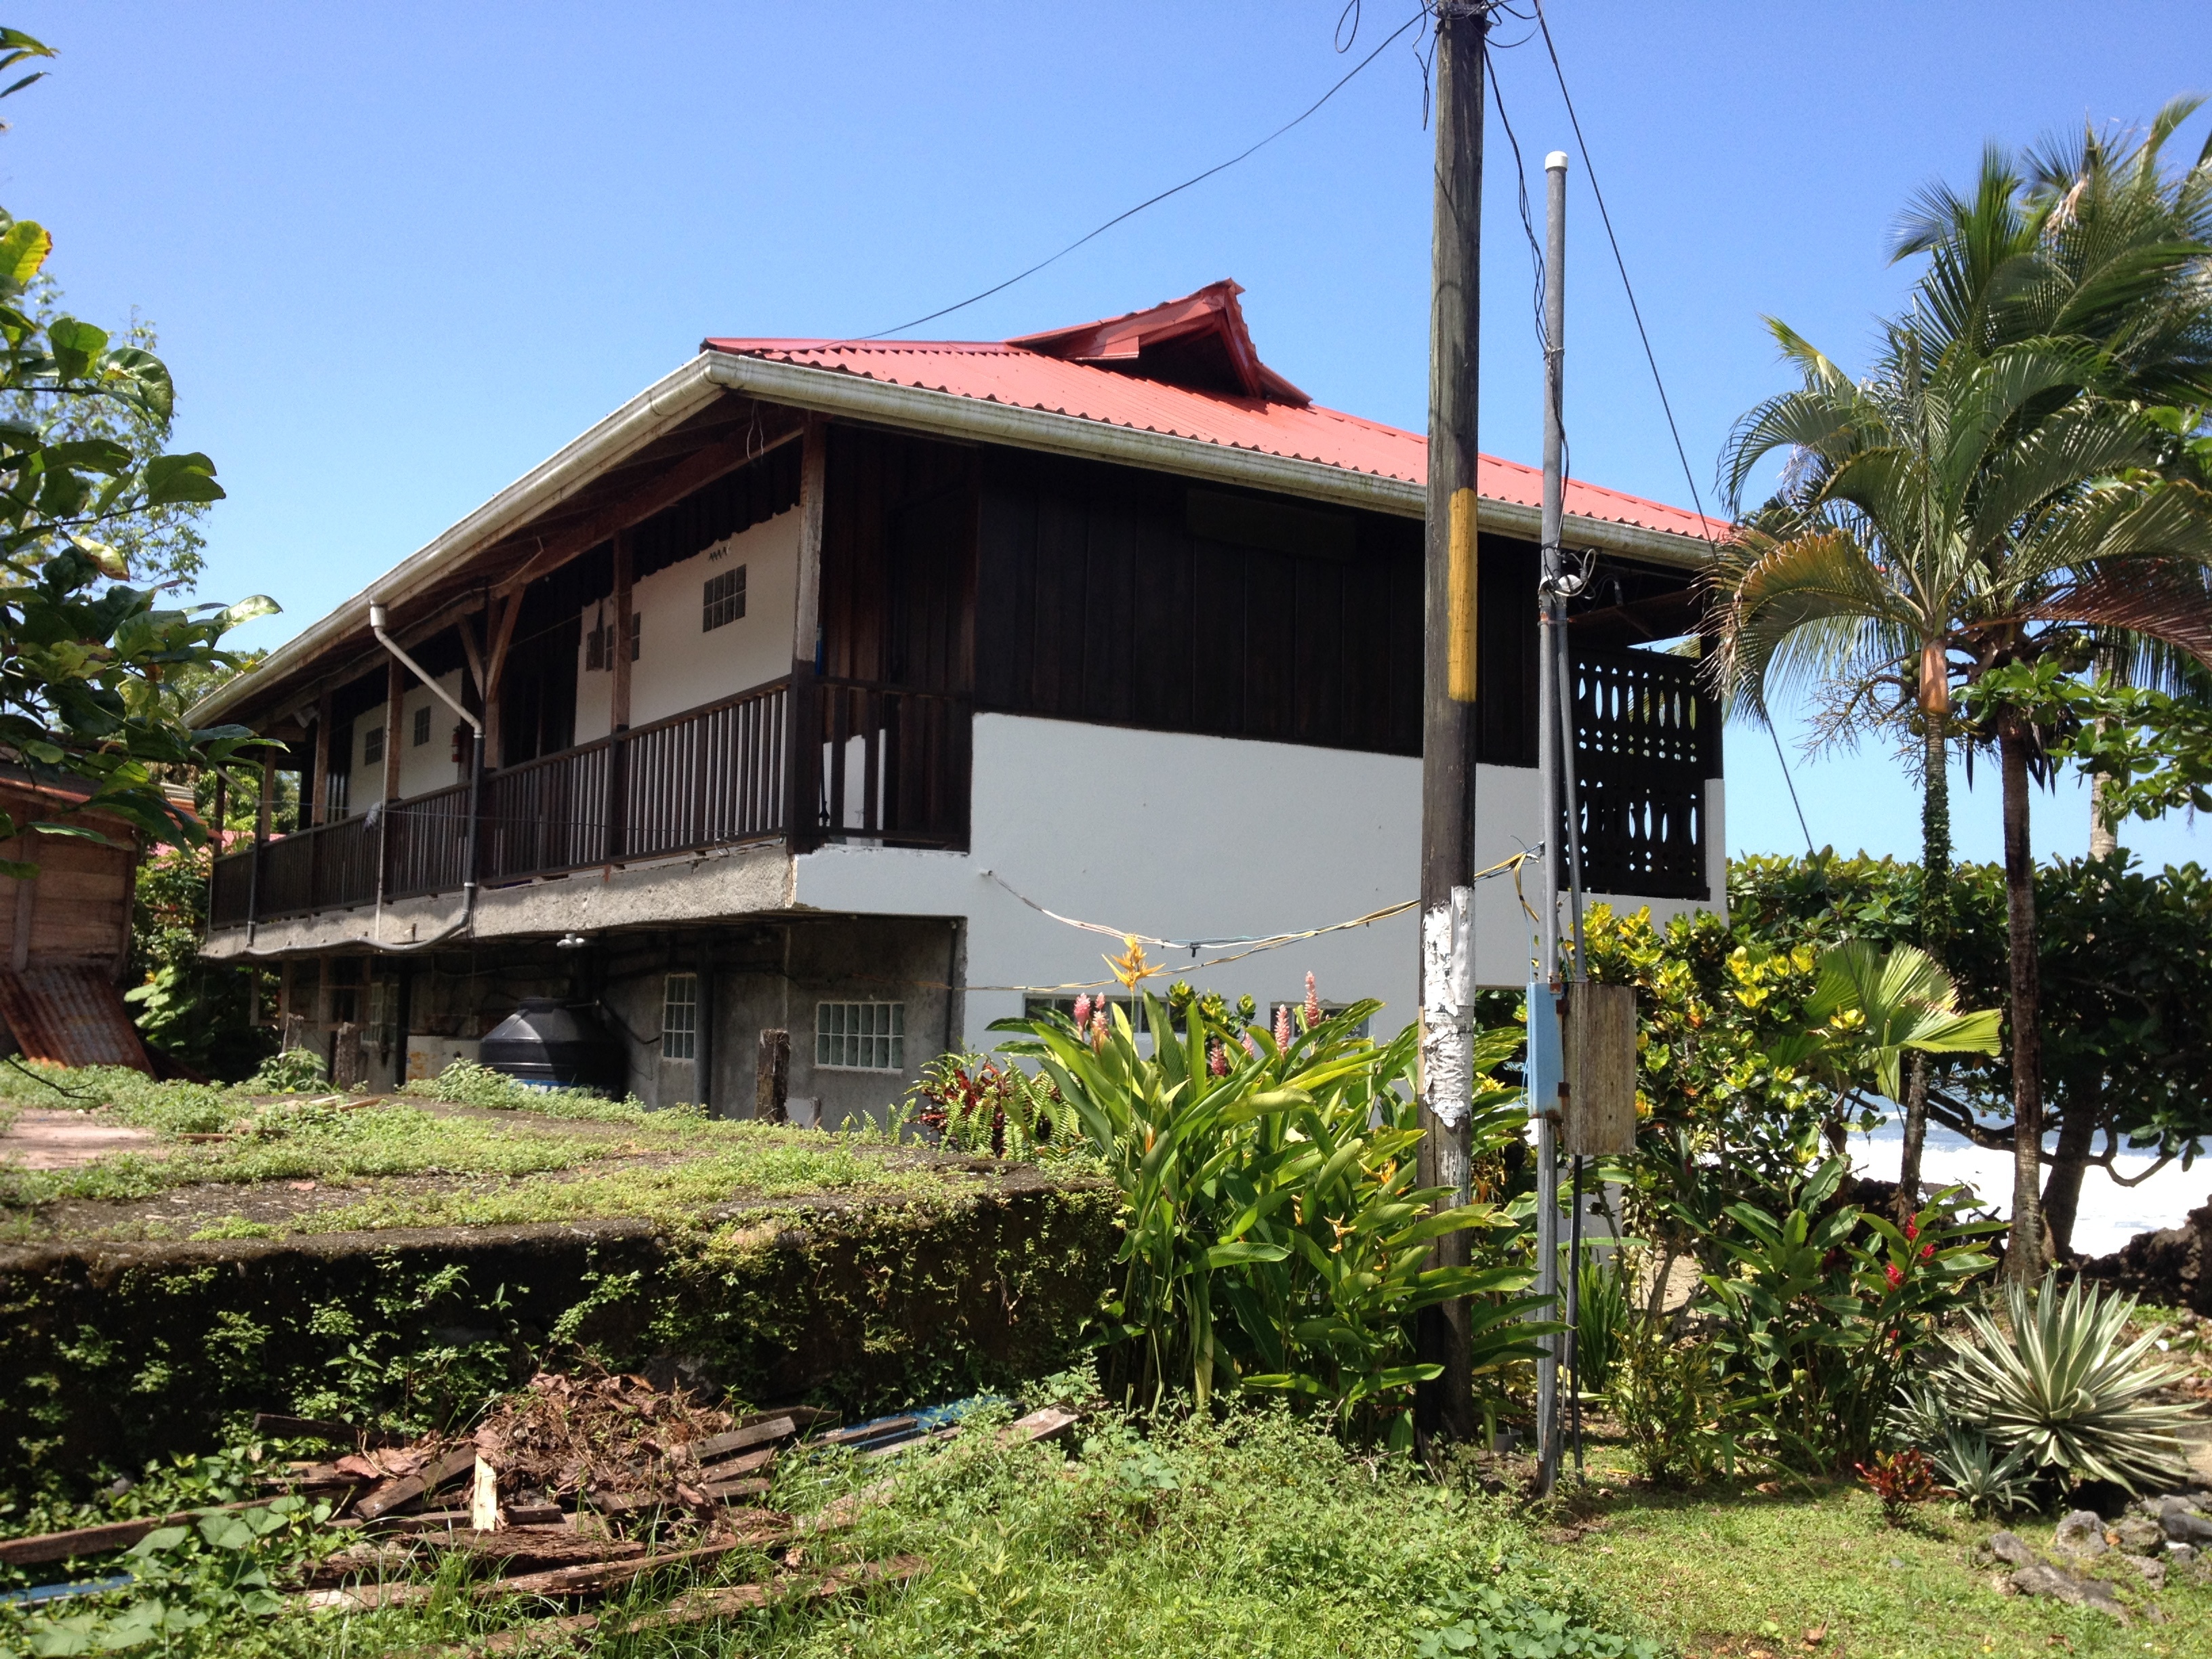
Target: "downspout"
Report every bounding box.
[369,602,484,924]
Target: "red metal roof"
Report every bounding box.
[0,967,152,1073]
[703,282,1725,547]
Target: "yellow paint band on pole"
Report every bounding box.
[1447,486,1478,702]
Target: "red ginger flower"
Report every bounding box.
[1904,1219,1919,1242]
[1071,994,1092,1029]
[1275,1003,1293,1051]
[1884,1263,1904,1290]
[1920,1242,1935,1261]
[1304,972,1321,1031]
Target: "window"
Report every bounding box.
[591,613,642,665]
[362,723,384,766]
[703,567,747,632]
[323,769,350,818]
[413,705,431,747]
[661,973,697,1061]
[816,1001,903,1071]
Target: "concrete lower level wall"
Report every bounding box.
[270,914,961,1124]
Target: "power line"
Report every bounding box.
[859,7,1429,342]
[1528,0,1816,855]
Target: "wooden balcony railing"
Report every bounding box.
[207,674,967,932]
[1567,646,1719,901]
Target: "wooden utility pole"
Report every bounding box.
[1415,0,1488,1447]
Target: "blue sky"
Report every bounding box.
[5,0,2210,870]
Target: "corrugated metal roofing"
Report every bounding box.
[0,967,152,1073]
[705,288,1725,547]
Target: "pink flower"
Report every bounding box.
[1884,1263,1904,1290]
[1274,1003,1293,1051]
[1090,1008,1108,1052]
[1242,1031,1259,1059]
[1208,1039,1229,1077]
[1071,994,1092,1029]
[1304,972,1321,1031]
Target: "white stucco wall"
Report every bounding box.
[790,713,1727,1051]
[344,667,474,809]
[575,506,800,741]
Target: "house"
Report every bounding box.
[0,769,159,1073]
[191,281,1727,1120]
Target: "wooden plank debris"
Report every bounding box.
[0,1494,310,1568]
[354,1446,480,1523]
[691,1415,797,1463]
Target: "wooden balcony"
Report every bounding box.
[207,675,972,930]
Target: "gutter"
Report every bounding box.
[194,351,1717,727]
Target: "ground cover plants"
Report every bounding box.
[0,1057,955,1242]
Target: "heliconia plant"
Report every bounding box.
[993,986,1549,1447]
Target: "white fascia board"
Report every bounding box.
[698,352,1717,570]
[197,351,1715,726]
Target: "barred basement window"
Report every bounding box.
[816,1001,903,1071]
[413,705,431,747]
[362,723,384,765]
[703,567,747,632]
[661,973,697,1061]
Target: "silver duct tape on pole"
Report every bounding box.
[1418,885,1477,1204]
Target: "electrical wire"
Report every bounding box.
[856,7,1429,341]
[1528,0,1815,854]
[3,1052,98,1101]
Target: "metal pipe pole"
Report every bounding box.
[1414,0,1488,1448]
[1534,147,1570,1494]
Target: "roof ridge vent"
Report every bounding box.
[1006,280,1309,405]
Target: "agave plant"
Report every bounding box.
[1933,1271,2192,1491]
[1927,1425,2037,1517]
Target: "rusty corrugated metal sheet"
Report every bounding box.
[703,286,1726,546]
[0,967,152,1073]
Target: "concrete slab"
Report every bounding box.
[0,1109,155,1169]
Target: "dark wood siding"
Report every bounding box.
[975,448,1425,756]
[820,426,977,689]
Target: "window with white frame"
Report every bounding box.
[702,567,747,632]
[661,973,698,1061]
[816,1001,903,1071]
[413,705,432,747]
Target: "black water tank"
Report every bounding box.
[479,998,626,1093]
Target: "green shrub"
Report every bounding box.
[241,1048,327,1095]
[994,989,1547,1443]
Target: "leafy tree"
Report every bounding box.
[0,27,274,873]
[1731,852,2212,1260]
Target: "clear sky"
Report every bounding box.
[5,0,2209,872]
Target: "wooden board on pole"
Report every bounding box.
[1562,982,1637,1156]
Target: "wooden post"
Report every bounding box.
[786,417,828,852]
[309,690,333,826]
[608,531,634,862]
[333,1020,363,1091]
[383,657,406,805]
[1414,0,1486,1448]
[9,866,35,973]
[480,596,522,769]
[756,1027,790,1124]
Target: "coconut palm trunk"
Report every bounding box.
[1999,726,2047,1279]
[1898,657,1954,1210]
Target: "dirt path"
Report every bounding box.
[0,1109,155,1169]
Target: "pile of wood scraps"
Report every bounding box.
[0,1366,1082,1648]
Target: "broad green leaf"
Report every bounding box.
[0,218,49,287]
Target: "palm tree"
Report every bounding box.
[1714,106,2212,1279]
[1710,324,2212,1281]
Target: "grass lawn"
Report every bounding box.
[1546,1451,2211,1659]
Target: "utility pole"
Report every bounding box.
[1415,0,1488,1448]
[1534,148,1570,1494]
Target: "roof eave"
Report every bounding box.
[700,351,1715,569]
[188,355,729,726]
